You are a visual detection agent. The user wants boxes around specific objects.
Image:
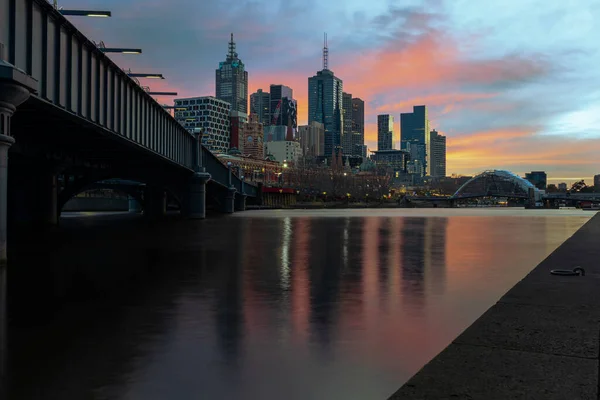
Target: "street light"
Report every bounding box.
[147,92,178,96]
[59,10,111,17]
[100,48,141,54]
[94,41,141,54]
[227,161,233,187]
[127,73,164,79]
[192,127,204,173]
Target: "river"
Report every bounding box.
[7,209,592,399]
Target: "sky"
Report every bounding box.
[63,0,600,184]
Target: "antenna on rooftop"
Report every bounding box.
[323,32,329,70]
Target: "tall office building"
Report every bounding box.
[352,98,365,157]
[298,121,325,158]
[174,96,231,154]
[377,114,394,151]
[401,105,429,176]
[215,33,248,113]
[429,129,446,178]
[250,89,270,124]
[342,92,353,155]
[269,84,297,137]
[525,171,547,190]
[594,174,600,188]
[308,34,343,158]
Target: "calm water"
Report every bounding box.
[7,209,592,399]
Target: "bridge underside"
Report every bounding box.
[8,96,195,227]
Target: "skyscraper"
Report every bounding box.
[269,84,297,138]
[429,129,446,178]
[377,114,394,151]
[342,92,353,155]
[250,89,270,124]
[525,171,547,190]
[351,98,365,158]
[401,105,429,176]
[308,34,343,158]
[298,121,325,158]
[215,33,248,113]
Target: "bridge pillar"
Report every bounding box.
[0,60,37,393]
[186,172,211,219]
[223,187,236,214]
[235,193,247,212]
[1,61,37,256]
[39,172,58,225]
[144,187,166,218]
[128,196,142,213]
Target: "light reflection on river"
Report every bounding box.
[7,209,592,399]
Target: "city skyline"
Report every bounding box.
[64,0,600,183]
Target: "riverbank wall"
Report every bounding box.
[389,211,600,399]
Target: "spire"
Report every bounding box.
[227,32,238,61]
[322,32,329,70]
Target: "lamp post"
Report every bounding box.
[94,41,141,54]
[59,9,111,17]
[127,73,164,79]
[227,162,233,187]
[147,92,178,96]
[192,128,204,173]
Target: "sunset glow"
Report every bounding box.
[66,0,600,183]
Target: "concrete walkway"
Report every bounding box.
[389,212,600,400]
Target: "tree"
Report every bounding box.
[546,184,558,193]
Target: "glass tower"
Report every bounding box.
[308,69,343,157]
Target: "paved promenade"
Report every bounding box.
[389,212,600,400]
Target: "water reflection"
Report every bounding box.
[7,212,590,399]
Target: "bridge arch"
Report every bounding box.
[452,170,538,199]
[58,176,184,215]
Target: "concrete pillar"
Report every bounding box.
[234,193,247,212]
[0,135,14,263]
[128,196,142,213]
[187,172,211,219]
[40,172,58,225]
[0,59,37,397]
[145,187,166,218]
[223,187,236,214]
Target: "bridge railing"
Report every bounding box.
[202,148,258,197]
[2,0,194,168]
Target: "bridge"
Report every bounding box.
[0,0,262,259]
[406,170,600,205]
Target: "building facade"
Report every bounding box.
[264,140,302,163]
[371,149,410,173]
[594,174,600,188]
[525,171,547,190]
[352,98,365,157]
[229,111,248,150]
[239,114,264,159]
[308,69,343,158]
[250,89,270,124]
[429,129,447,178]
[298,121,325,158]
[174,96,231,154]
[401,105,429,176]
[377,114,394,151]
[215,33,248,113]
[342,92,353,155]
